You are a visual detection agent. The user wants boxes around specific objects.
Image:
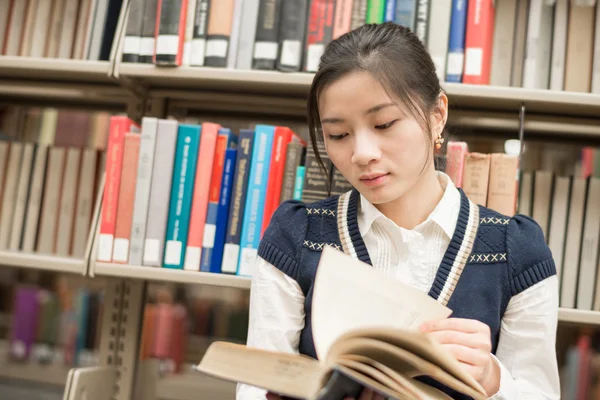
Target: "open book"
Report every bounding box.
[195,246,488,400]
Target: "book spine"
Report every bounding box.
[261,126,292,237]
[277,0,309,72]
[394,0,416,30]
[112,133,142,263]
[0,142,9,214]
[385,0,396,21]
[139,0,159,63]
[227,0,245,68]
[153,303,173,358]
[333,0,353,39]
[550,0,568,91]
[486,153,519,216]
[122,0,147,62]
[279,142,305,204]
[414,0,430,45]
[221,130,254,274]
[461,152,491,206]
[184,122,219,271]
[204,0,235,67]
[182,0,198,66]
[72,149,98,258]
[350,0,368,29]
[522,0,554,89]
[163,124,201,269]
[74,289,89,365]
[237,125,275,277]
[293,165,306,200]
[55,147,82,256]
[0,142,23,250]
[155,0,188,66]
[190,0,210,66]
[301,141,331,203]
[592,3,600,93]
[329,165,353,196]
[21,145,49,252]
[427,0,452,81]
[304,0,336,72]
[10,287,39,361]
[9,143,35,251]
[445,141,468,188]
[463,0,495,85]
[564,2,595,92]
[445,0,468,83]
[210,148,237,273]
[129,117,159,266]
[366,0,385,23]
[576,177,600,310]
[37,147,66,255]
[200,130,231,272]
[489,0,517,87]
[235,0,261,69]
[98,116,134,262]
[252,0,283,70]
[143,119,178,267]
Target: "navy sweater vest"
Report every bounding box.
[257,189,556,399]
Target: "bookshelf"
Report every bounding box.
[0,341,70,386]
[0,57,113,83]
[558,308,600,327]
[0,251,86,275]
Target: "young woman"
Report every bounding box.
[237,22,560,400]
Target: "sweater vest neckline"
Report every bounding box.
[334,188,480,307]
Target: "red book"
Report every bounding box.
[153,303,173,359]
[261,127,304,237]
[445,141,469,188]
[97,116,138,262]
[463,0,495,85]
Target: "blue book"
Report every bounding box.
[221,129,255,274]
[209,148,238,273]
[385,0,397,22]
[200,128,236,272]
[445,0,468,83]
[162,124,201,269]
[293,166,305,200]
[236,125,275,276]
[395,0,417,31]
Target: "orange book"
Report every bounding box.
[461,152,491,207]
[140,304,156,360]
[112,133,141,263]
[153,303,173,359]
[184,122,220,271]
[463,0,495,85]
[169,304,187,373]
[486,154,519,216]
[97,116,138,262]
[261,127,302,237]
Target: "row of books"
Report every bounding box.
[119,0,600,92]
[97,117,317,277]
[561,331,600,399]
[0,108,109,257]
[445,141,600,312]
[0,0,123,60]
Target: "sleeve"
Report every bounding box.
[236,256,306,400]
[257,200,308,280]
[488,276,561,400]
[506,214,556,296]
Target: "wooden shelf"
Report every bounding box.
[0,251,86,275]
[558,308,600,326]
[93,262,251,289]
[0,57,113,83]
[118,63,600,119]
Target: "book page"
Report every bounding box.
[195,342,323,399]
[312,246,452,360]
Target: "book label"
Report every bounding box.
[97,234,114,262]
[144,238,160,266]
[280,40,302,67]
[221,243,240,273]
[164,240,183,266]
[254,41,278,60]
[190,39,207,65]
[140,38,156,56]
[307,44,325,71]
[206,39,228,58]
[184,247,202,271]
[112,238,130,263]
[465,47,483,76]
[156,35,180,55]
[123,37,142,54]
[238,247,258,276]
[202,224,216,248]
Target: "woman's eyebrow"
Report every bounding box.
[321,103,395,124]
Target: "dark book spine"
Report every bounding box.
[276,0,309,72]
[304,0,336,72]
[329,165,353,196]
[155,0,187,65]
[301,140,332,203]
[350,0,367,30]
[204,0,235,67]
[279,142,305,204]
[222,129,254,272]
[190,0,210,66]
[139,0,159,63]
[123,0,147,62]
[415,0,430,45]
[252,0,283,70]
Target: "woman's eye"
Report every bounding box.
[375,120,397,130]
[328,133,348,141]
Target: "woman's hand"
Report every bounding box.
[266,388,385,400]
[419,318,500,396]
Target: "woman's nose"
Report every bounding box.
[351,132,381,166]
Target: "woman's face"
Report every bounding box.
[318,70,445,206]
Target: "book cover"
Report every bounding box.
[461,152,490,207]
[463,0,495,85]
[304,0,336,72]
[122,0,147,62]
[155,0,188,66]
[277,0,309,72]
[252,0,283,70]
[204,0,236,67]
[395,0,417,30]
[445,0,468,83]
[366,0,386,23]
[190,0,210,66]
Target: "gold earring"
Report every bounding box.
[435,133,444,149]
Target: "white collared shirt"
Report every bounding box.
[237,172,560,400]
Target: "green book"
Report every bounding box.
[366,0,386,24]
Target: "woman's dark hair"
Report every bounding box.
[307,22,444,174]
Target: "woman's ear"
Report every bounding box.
[432,93,449,138]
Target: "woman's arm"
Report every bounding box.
[236,257,307,400]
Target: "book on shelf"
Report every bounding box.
[196,246,487,400]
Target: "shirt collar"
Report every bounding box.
[358,172,460,239]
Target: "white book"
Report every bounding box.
[29,0,53,57]
[55,148,82,256]
[71,149,98,258]
[4,0,28,56]
[227,0,245,69]
[0,142,23,250]
[522,0,555,89]
[517,171,533,216]
[549,0,568,90]
[531,170,553,240]
[576,177,600,310]
[58,0,80,58]
[547,176,570,280]
[0,0,11,51]
[21,146,49,252]
[0,142,9,209]
[490,0,518,86]
[426,0,452,82]
[235,0,260,70]
[86,0,109,60]
[559,177,587,309]
[129,117,158,266]
[9,143,35,251]
[182,0,198,66]
[37,147,66,254]
[592,2,600,93]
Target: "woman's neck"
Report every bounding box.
[374,167,444,230]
